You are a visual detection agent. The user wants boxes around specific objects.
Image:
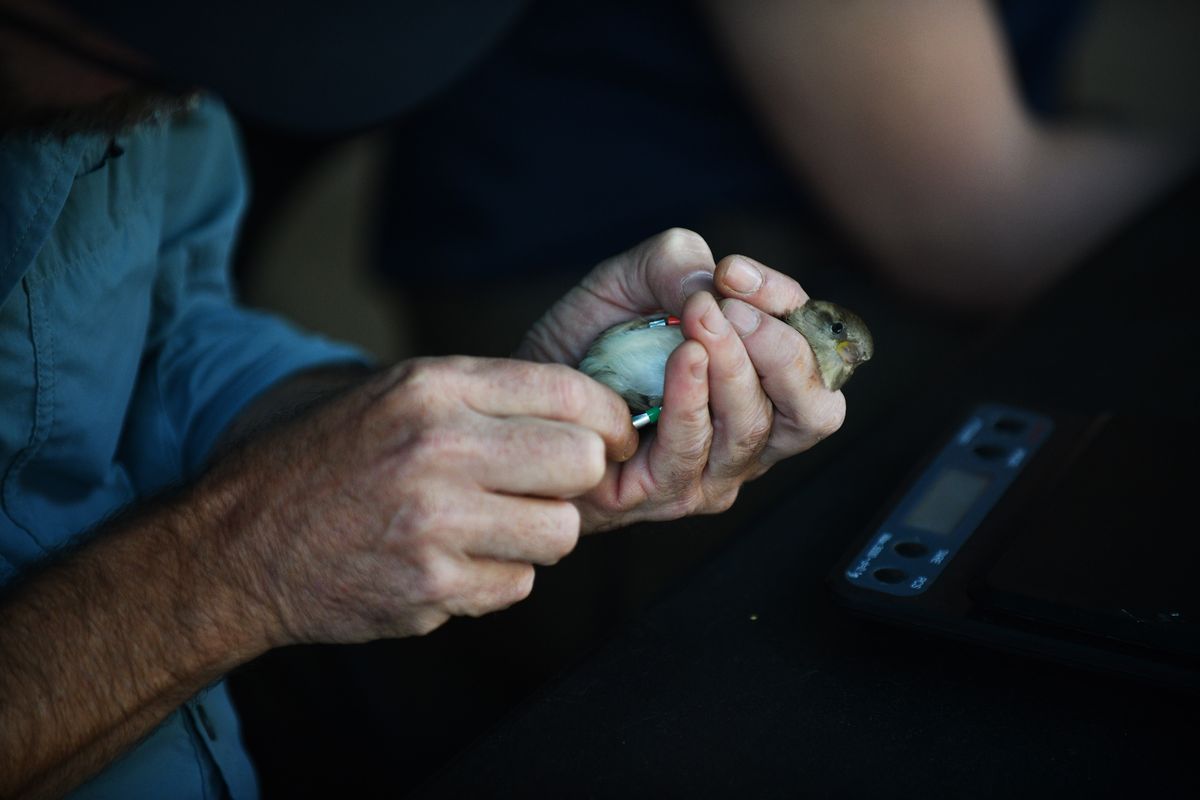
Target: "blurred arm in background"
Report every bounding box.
[704,0,1196,315]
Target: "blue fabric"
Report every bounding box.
[1,99,366,798]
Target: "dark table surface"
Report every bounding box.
[406,180,1200,799]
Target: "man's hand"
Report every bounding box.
[516,228,846,532]
[0,357,634,798]
[214,356,638,645]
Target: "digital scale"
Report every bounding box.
[831,403,1200,692]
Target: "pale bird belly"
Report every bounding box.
[578,325,684,410]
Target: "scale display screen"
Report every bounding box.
[842,404,1053,597]
[902,468,992,535]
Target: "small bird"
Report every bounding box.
[579,299,873,425]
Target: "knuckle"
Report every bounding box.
[675,430,712,468]
[411,560,459,605]
[547,366,589,420]
[397,357,440,395]
[815,399,847,440]
[398,357,469,409]
[663,485,704,519]
[548,428,606,490]
[410,611,450,637]
[397,489,445,537]
[509,566,536,604]
[474,567,536,615]
[406,426,465,466]
[673,397,711,430]
[717,411,772,467]
[387,359,442,419]
[575,432,607,486]
[746,408,774,448]
[556,501,583,533]
[546,504,582,562]
[707,486,740,515]
[649,227,708,261]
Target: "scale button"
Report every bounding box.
[993,417,1026,434]
[894,541,928,558]
[973,443,1009,460]
[873,567,907,584]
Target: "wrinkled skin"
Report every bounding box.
[518,228,847,532]
[186,229,849,646]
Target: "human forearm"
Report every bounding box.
[0,365,371,797]
[849,125,1195,312]
[212,362,372,456]
[703,0,1196,315]
[0,482,273,798]
[0,353,627,795]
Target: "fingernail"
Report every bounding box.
[691,353,708,381]
[723,256,763,295]
[721,299,760,336]
[680,270,715,301]
[700,296,729,336]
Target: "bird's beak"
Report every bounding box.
[836,340,866,365]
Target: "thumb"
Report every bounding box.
[583,228,717,315]
[517,229,717,365]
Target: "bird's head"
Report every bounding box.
[785,299,874,391]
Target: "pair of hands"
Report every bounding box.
[225,229,845,647]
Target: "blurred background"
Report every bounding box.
[223,1,1199,796]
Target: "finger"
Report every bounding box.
[454,358,638,462]
[459,495,581,566]
[465,415,610,498]
[585,227,718,317]
[679,292,772,481]
[713,254,810,318]
[443,560,537,618]
[648,339,712,494]
[719,298,846,465]
[518,229,718,365]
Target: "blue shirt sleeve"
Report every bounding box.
[3,99,353,799]
[121,100,370,489]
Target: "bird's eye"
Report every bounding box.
[830,322,844,335]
